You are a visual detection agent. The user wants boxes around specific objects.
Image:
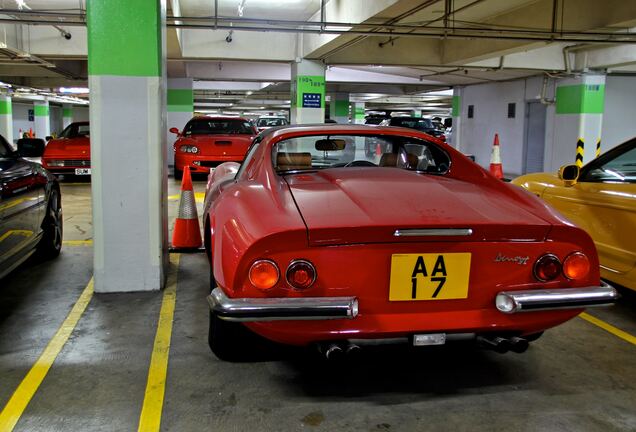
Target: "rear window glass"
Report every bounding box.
[59,123,89,138]
[184,119,254,135]
[273,134,450,175]
[257,118,287,127]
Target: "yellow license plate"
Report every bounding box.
[389,253,471,301]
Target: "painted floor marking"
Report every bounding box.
[137,253,181,432]
[62,239,93,246]
[580,312,636,346]
[0,278,94,431]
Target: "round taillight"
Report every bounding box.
[534,254,561,282]
[249,259,279,290]
[286,260,317,290]
[563,252,590,281]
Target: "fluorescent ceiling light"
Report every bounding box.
[59,87,89,94]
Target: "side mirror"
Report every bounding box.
[169,127,180,135]
[558,164,580,186]
[17,138,46,158]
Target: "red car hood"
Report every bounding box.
[177,134,253,157]
[284,168,552,246]
[43,137,90,158]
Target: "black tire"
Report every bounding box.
[35,188,63,260]
[208,310,259,362]
[173,167,183,180]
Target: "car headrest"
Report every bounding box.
[379,152,418,169]
[276,152,312,171]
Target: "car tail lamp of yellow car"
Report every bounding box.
[249,259,279,291]
[534,254,561,282]
[563,252,590,281]
[286,260,317,290]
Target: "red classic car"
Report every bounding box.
[171,116,257,179]
[41,121,91,176]
[202,124,617,361]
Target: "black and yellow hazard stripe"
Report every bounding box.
[596,139,601,158]
[576,139,584,167]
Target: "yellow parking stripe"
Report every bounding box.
[137,254,180,432]
[0,278,94,431]
[580,312,636,346]
[62,239,93,246]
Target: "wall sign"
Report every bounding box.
[28,109,34,121]
[295,75,325,109]
[302,93,322,108]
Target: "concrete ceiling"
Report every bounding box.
[0,0,636,115]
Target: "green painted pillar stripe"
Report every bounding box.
[334,99,349,117]
[354,106,365,120]
[167,105,193,113]
[34,105,49,117]
[0,100,11,115]
[63,107,73,117]
[556,84,605,114]
[452,96,461,117]
[295,75,325,108]
[87,0,161,77]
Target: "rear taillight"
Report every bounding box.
[533,254,561,282]
[286,260,316,290]
[249,259,279,290]
[563,252,590,281]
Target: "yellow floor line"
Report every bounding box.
[137,254,180,432]
[579,312,636,346]
[62,239,93,246]
[0,278,94,431]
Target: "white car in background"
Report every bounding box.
[256,116,288,132]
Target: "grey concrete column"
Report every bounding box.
[167,78,193,168]
[450,87,463,151]
[328,92,349,123]
[0,95,13,143]
[88,0,168,292]
[290,59,325,124]
[33,100,50,139]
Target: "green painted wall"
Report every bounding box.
[354,105,365,120]
[452,96,461,117]
[167,89,193,113]
[334,99,349,117]
[63,107,73,118]
[556,84,605,114]
[34,105,49,117]
[0,99,11,115]
[87,0,162,77]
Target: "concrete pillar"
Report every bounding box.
[554,74,605,168]
[450,87,463,151]
[62,104,73,129]
[0,95,12,143]
[353,102,365,124]
[34,100,50,138]
[167,78,193,167]
[88,0,167,293]
[329,92,349,123]
[290,59,325,124]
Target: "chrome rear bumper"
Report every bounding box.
[207,288,359,322]
[495,282,618,313]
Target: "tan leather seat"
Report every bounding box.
[379,152,418,169]
[276,152,312,170]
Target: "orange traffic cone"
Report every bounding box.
[172,166,202,249]
[489,133,504,180]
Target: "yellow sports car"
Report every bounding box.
[512,137,636,291]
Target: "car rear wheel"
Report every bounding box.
[36,188,63,260]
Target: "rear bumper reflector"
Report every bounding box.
[495,282,618,313]
[207,287,358,322]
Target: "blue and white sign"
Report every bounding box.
[302,93,322,108]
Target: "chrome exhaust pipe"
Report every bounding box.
[508,336,529,354]
[322,343,345,361]
[345,343,362,358]
[476,336,511,354]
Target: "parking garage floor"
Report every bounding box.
[1,179,635,432]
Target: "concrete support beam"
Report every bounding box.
[553,74,605,169]
[88,0,168,293]
[167,78,193,167]
[573,44,636,71]
[62,104,73,129]
[329,93,349,123]
[0,95,13,143]
[291,60,325,124]
[33,100,50,139]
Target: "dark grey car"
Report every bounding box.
[0,135,62,279]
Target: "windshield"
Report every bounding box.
[183,119,254,136]
[582,141,636,183]
[273,134,450,174]
[390,118,434,131]
[257,118,287,127]
[59,123,90,139]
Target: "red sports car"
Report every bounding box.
[202,124,617,361]
[171,116,257,179]
[41,121,91,176]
